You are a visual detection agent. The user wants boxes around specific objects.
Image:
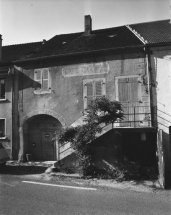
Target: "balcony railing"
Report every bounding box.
[114,105,152,128]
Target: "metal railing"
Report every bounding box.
[114,105,152,128]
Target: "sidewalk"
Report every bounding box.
[6,160,162,192]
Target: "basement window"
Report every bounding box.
[34,68,51,94]
[0,78,5,100]
[0,119,5,138]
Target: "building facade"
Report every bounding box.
[0,16,171,187]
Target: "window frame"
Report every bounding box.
[34,68,51,94]
[115,75,141,102]
[83,78,106,110]
[0,118,6,139]
[0,77,6,101]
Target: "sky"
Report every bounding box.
[0,0,170,46]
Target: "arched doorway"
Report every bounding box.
[27,115,62,161]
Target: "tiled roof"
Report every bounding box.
[15,26,143,62]
[18,32,83,61]
[2,19,170,64]
[1,42,42,64]
[129,19,171,44]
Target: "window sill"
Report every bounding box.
[34,89,51,95]
[0,98,6,102]
[0,137,6,139]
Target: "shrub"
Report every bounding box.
[58,97,124,177]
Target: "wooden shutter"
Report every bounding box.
[128,77,139,102]
[42,68,49,90]
[118,77,140,127]
[83,78,106,110]
[118,78,128,102]
[87,81,93,108]
[95,80,102,98]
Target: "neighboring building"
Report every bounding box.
[0,16,171,187]
[0,38,42,158]
[129,19,171,184]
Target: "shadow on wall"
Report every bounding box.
[18,70,41,91]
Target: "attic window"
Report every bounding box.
[108,35,116,38]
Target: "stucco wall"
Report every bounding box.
[18,52,147,126]
[150,45,171,173]
[15,51,150,160]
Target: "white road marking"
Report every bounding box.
[22,181,97,191]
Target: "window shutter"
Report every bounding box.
[35,70,42,83]
[42,69,49,90]
[83,78,106,111]
[118,78,128,102]
[87,81,93,108]
[128,77,139,102]
[34,69,42,89]
[95,80,102,97]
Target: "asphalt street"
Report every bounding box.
[0,173,171,215]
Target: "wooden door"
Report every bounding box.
[118,77,140,127]
[28,130,42,160]
[42,131,55,161]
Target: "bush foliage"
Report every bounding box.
[58,97,124,176]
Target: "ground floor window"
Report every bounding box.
[0,119,5,138]
[0,78,5,99]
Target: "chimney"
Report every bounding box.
[85,15,92,35]
[42,39,46,45]
[0,35,2,63]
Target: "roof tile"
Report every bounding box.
[129,19,171,44]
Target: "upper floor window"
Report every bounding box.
[34,68,51,93]
[0,78,5,100]
[83,78,106,110]
[0,119,5,138]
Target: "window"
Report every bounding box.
[83,78,106,110]
[0,78,5,100]
[115,75,144,127]
[34,68,51,92]
[0,119,5,138]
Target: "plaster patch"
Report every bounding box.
[62,62,109,77]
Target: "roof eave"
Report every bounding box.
[13,44,144,64]
[146,41,171,47]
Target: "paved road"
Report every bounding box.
[0,173,171,215]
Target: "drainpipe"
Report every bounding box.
[8,67,15,159]
[144,47,156,127]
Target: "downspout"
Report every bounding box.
[8,67,14,159]
[145,48,152,127]
[145,47,157,128]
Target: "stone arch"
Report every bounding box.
[18,109,66,162]
[21,109,66,127]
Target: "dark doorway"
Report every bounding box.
[28,115,62,161]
